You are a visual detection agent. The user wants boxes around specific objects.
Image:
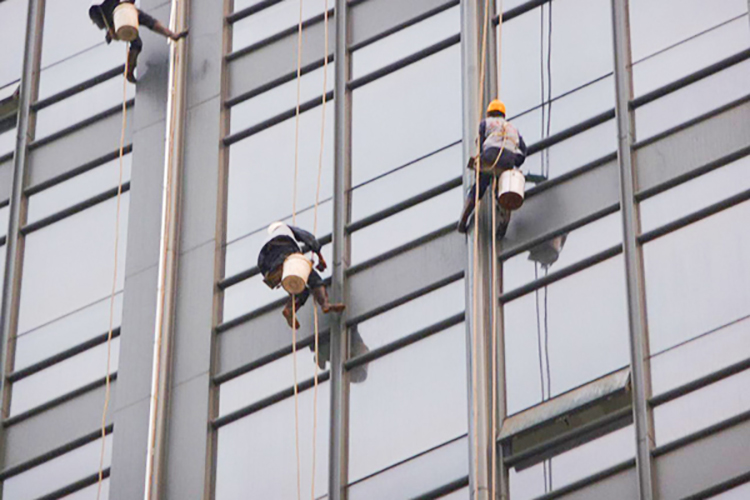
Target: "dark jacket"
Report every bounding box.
[257,225,321,276]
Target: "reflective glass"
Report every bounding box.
[61,479,110,500]
[232,0,327,52]
[39,42,125,100]
[635,59,750,141]
[654,369,750,446]
[708,482,750,499]
[509,425,635,498]
[644,201,750,354]
[0,0,28,89]
[350,186,462,266]
[352,6,460,80]
[348,437,468,500]
[226,104,333,242]
[0,127,16,159]
[651,315,750,397]
[10,337,120,416]
[438,487,469,500]
[504,256,630,415]
[502,211,622,293]
[215,383,329,500]
[2,434,113,500]
[14,293,124,371]
[18,194,130,335]
[41,0,108,69]
[27,154,133,224]
[349,324,467,482]
[640,155,750,233]
[353,279,465,354]
[351,45,461,186]
[0,204,9,239]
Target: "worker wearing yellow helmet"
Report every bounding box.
[458,99,527,233]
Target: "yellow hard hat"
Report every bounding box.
[487,99,506,115]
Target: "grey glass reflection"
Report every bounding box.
[654,369,750,446]
[41,0,105,69]
[0,128,15,158]
[353,279,464,354]
[14,293,124,371]
[348,437,468,500]
[18,194,130,334]
[0,0,27,88]
[226,104,333,242]
[502,211,622,293]
[634,59,750,141]
[509,425,634,498]
[628,0,747,61]
[640,155,750,233]
[350,186,462,266]
[1,434,113,500]
[644,201,750,354]
[351,45,461,186]
[232,0,327,52]
[437,487,469,500]
[651,316,750,397]
[215,384,329,500]
[504,256,630,415]
[632,16,749,97]
[348,324,467,483]
[28,154,133,224]
[708,481,750,499]
[10,337,120,416]
[60,479,110,500]
[0,204,9,239]
[351,6,460,80]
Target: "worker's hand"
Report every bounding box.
[316,255,327,272]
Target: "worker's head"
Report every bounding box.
[487,99,506,118]
[89,5,106,29]
[267,221,286,235]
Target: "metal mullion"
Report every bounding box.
[610,0,656,498]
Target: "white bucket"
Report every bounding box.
[114,3,139,42]
[498,169,525,211]
[281,253,313,295]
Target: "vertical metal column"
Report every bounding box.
[461,0,498,498]
[329,0,351,498]
[610,0,656,498]
[0,0,43,423]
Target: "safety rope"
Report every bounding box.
[96,45,130,500]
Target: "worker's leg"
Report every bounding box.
[309,271,345,314]
[282,289,309,329]
[458,172,493,233]
[126,38,142,83]
[138,10,188,40]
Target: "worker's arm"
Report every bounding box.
[478,120,487,148]
[289,226,327,271]
[515,135,527,167]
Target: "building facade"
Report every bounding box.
[0,0,749,499]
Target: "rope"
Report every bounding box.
[490,176,498,500]
[96,44,130,500]
[291,296,302,500]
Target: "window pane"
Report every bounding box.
[708,482,750,499]
[215,384,329,500]
[654,369,750,446]
[61,479,110,500]
[10,337,120,416]
[0,204,9,239]
[348,324,467,482]
[504,256,630,415]
[0,126,16,158]
[644,201,750,354]
[18,194,130,334]
[39,42,124,100]
[437,487,469,500]
[41,0,106,68]
[0,0,28,89]
[232,0,327,52]
[2,434,113,500]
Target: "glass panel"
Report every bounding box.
[348,324,467,482]
[502,211,622,293]
[628,0,747,61]
[0,204,9,239]
[634,59,750,141]
[28,154,133,224]
[1,434,113,500]
[654,369,750,446]
[351,6,460,80]
[348,437,468,500]
[438,487,469,500]
[509,425,635,498]
[350,186,462,266]
[18,194,130,335]
[233,0,265,13]
[353,279,465,354]
[0,126,16,159]
[215,383,330,500]
[41,0,109,69]
[651,315,750,397]
[632,16,750,97]
[10,337,120,416]
[226,104,333,243]
[644,201,750,354]
[351,45,461,186]
[35,76,135,140]
[708,482,750,499]
[232,0,327,52]
[0,0,28,89]
[640,155,750,233]
[504,256,630,415]
[14,293,124,371]
[39,42,124,101]
[61,479,110,500]
[230,63,334,135]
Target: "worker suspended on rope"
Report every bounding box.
[259,222,345,329]
[458,99,527,234]
[89,0,188,84]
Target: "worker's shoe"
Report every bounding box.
[312,286,345,314]
[282,302,300,329]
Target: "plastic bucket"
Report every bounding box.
[114,3,139,42]
[498,169,525,211]
[282,253,313,295]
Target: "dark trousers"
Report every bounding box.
[288,269,324,308]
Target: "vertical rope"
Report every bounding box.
[292,296,302,500]
[96,46,130,500]
[490,177,498,500]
